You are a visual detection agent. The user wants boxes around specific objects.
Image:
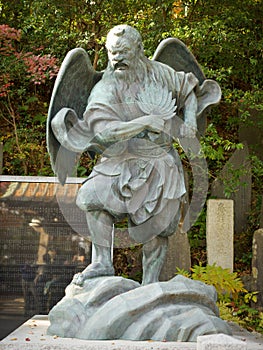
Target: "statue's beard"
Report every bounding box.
[103,56,152,91]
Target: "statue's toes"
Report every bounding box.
[72,263,115,285]
[72,273,84,286]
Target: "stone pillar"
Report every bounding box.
[160,230,191,281]
[206,199,234,271]
[252,229,263,307]
[211,143,251,234]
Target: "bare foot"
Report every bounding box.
[72,262,115,285]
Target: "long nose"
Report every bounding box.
[113,52,124,62]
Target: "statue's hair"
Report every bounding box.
[106,24,143,51]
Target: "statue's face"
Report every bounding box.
[107,37,138,76]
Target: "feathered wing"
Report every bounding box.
[152,38,221,135]
[153,37,205,83]
[47,48,103,184]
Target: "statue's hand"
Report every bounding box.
[139,115,165,134]
[179,123,197,138]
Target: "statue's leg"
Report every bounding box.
[72,210,115,285]
[138,199,181,285]
[142,236,168,285]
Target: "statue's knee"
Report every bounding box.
[76,184,103,212]
[76,194,86,211]
[76,188,92,211]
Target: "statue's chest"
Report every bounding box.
[119,84,173,122]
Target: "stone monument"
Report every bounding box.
[46,24,231,341]
[206,199,234,271]
[211,143,252,234]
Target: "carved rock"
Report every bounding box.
[48,275,232,342]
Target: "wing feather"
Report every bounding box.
[152,38,208,134]
[47,48,103,184]
[153,38,205,84]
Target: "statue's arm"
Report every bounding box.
[179,90,198,138]
[95,115,164,144]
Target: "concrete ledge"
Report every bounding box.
[1,315,263,350]
[197,334,246,349]
[0,316,195,350]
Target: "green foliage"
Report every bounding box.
[250,155,263,191]
[217,299,263,333]
[217,301,247,328]
[171,0,263,85]
[178,263,246,301]
[187,208,206,248]
[192,264,246,301]
[201,123,244,184]
[220,163,249,200]
[0,24,58,175]
[219,299,263,334]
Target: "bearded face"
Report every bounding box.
[104,37,152,89]
[106,37,140,78]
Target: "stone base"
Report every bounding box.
[1,315,263,350]
[47,275,232,341]
[0,315,195,350]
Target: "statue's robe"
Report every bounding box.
[52,60,215,242]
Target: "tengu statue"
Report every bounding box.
[47,24,221,286]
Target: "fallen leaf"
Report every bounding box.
[25,337,31,341]
[10,338,17,341]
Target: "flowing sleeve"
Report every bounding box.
[172,70,221,118]
[83,81,123,133]
[196,79,221,116]
[51,81,122,154]
[173,71,199,115]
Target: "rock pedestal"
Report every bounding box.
[47,275,231,342]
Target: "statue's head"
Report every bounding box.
[106,25,144,77]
